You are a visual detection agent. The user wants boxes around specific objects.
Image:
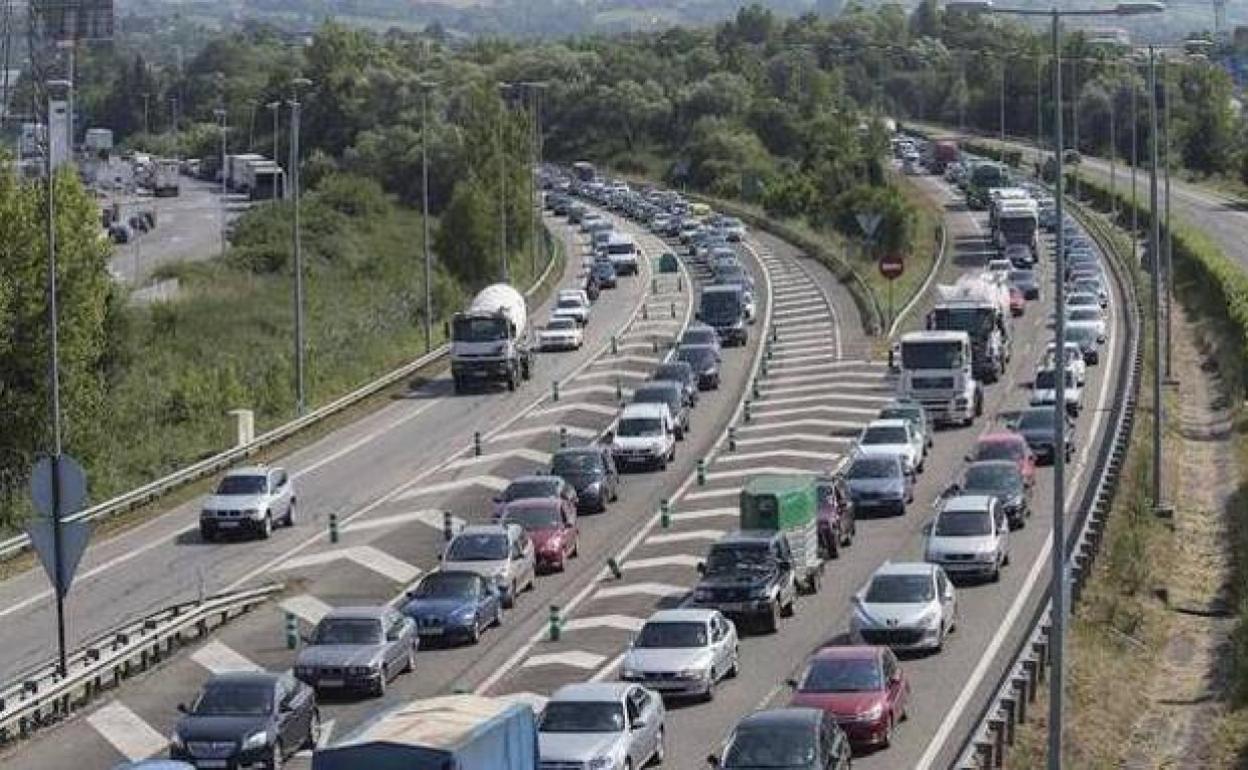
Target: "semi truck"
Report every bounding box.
[451,283,534,393]
[966,161,1010,210]
[897,330,982,426]
[311,694,538,770]
[243,160,284,200]
[226,153,265,190]
[993,198,1039,255]
[927,275,1012,383]
[152,158,181,197]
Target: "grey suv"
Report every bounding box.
[632,381,691,440]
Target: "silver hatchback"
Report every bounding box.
[293,607,418,697]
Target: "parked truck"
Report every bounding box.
[898,330,982,426]
[226,153,265,190]
[931,139,960,173]
[243,159,284,200]
[312,694,539,770]
[152,158,181,197]
[926,275,1012,383]
[993,198,1039,255]
[84,127,113,154]
[451,283,534,393]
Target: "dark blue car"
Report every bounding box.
[400,570,503,645]
[592,258,618,288]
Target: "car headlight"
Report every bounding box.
[857,703,885,722]
[694,588,713,602]
[587,757,615,770]
[583,481,602,497]
[200,509,214,518]
[169,732,185,750]
[749,585,771,599]
[242,730,269,751]
[244,508,261,517]
[349,665,376,675]
[452,606,477,622]
[680,666,709,679]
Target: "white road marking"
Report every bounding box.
[493,424,598,442]
[562,614,646,632]
[292,398,443,481]
[759,380,889,397]
[445,447,552,471]
[737,417,864,434]
[624,554,703,570]
[595,582,688,600]
[756,393,892,409]
[644,529,724,545]
[192,640,263,674]
[522,650,605,670]
[682,486,743,502]
[670,507,737,522]
[87,702,167,761]
[558,384,633,401]
[341,508,464,535]
[589,653,628,683]
[275,545,421,584]
[763,371,887,388]
[590,354,657,367]
[727,437,846,453]
[531,402,621,419]
[706,465,822,481]
[280,594,334,625]
[573,369,649,382]
[397,474,510,500]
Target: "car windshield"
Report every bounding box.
[192,682,273,716]
[865,574,934,603]
[862,426,908,445]
[445,533,508,561]
[847,457,897,479]
[723,728,817,768]
[799,658,883,693]
[540,701,625,734]
[635,621,708,649]
[503,479,558,501]
[453,316,508,343]
[216,475,266,495]
[901,341,964,369]
[634,387,677,408]
[547,319,576,331]
[681,329,717,347]
[552,452,601,475]
[1066,326,1097,344]
[1018,410,1055,430]
[1034,370,1075,389]
[1009,270,1035,284]
[617,417,662,437]
[557,298,580,309]
[1069,308,1101,322]
[964,464,1018,492]
[706,544,772,574]
[503,506,561,531]
[412,572,479,599]
[677,346,716,368]
[879,407,919,425]
[935,511,993,536]
[314,618,381,645]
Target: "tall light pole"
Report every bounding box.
[1146,47,1164,511]
[141,92,150,136]
[289,77,312,415]
[943,5,1167,768]
[1071,57,1081,200]
[1131,70,1139,263]
[521,81,549,277]
[247,100,258,151]
[417,79,436,352]
[999,55,1007,145]
[1108,66,1117,219]
[497,82,512,284]
[1161,56,1174,381]
[213,107,227,259]
[266,101,280,201]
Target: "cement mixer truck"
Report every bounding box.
[926,274,1012,383]
[450,283,533,393]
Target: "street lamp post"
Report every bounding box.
[1000,56,1007,146]
[1146,47,1164,510]
[942,5,1166,768]
[1131,72,1139,262]
[266,101,280,201]
[497,82,512,284]
[1161,57,1174,381]
[520,82,549,278]
[214,107,227,259]
[289,77,312,415]
[141,92,150,136]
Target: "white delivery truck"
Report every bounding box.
[898,330,982,427]
[450,283,533,393]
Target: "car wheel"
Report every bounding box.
[267,740,284,770]
[990,564,1001,583]
[881,717,894,748]
[1003,550,1011,567]
[259,512,273,540]
[780,596,795,618]
[305,709,322,750]
[762,604,779,633]
[373,670,388,698]
[403,646,416,674]
[503,582,516,609]
[651,727,666,766]
[468,618,481,644]
[829,527,841,559]
[727,647,740,678]
[284,499,296,527]
[492,603,504,627]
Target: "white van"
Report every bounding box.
[611,402,676,471]
[605,233,640,276]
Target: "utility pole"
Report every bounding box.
[1036,55,1043,153]
[1161,56,1174,381]
[999,55,1007,145]
[247,100,258,151]
[214,107,227,259]
[418,80,435,352]
[1071,57,1080,200]
[497,82,511,284]
[1131,72,1139,265]
[141,92,150,135]
[1108,70,1117,218]
[266,101,280,201]
[1147,46,1164,511]
[290,78,312,415]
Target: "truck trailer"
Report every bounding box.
[927,276,1012,383]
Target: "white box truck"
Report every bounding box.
[898,330,982,426]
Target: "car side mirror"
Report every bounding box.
[694,311,701,321]
[696,561,706,575]
[176,703,189,714]
[707,754,722,768]
[280,701,295,713]
[785,677,798,688]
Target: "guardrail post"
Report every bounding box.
[473,431,482,457]
[443,511,454,542]
[548,606,562,641]
[989,717,1005,767]
[329,512,340,544]
[285,612,299,650]
[1012,676,1028,722]
[696,460,707,487]
[660,499,671,529]
[728,426,737,452]
[1022,659,1038,702]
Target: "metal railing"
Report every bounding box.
[0,582,284,745]
[0,233,563,562]
[951,197,1144,769]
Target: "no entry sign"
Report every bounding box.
[878,255,904,280]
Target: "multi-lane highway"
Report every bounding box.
[0,162,1132,770]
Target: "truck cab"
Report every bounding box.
[699,285,748,347]
[927,280,1011,383]
[898,331,982,427]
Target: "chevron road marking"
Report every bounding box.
[562,614,646,633]
[342,508,465,535]
[768,358,874,373]
[493,424,598,442]
[756,393,892,409]
[590,355,656,367]
[706,465,823,482]
[682,486,743,502]
[770,342,839,357]
[397,474,510,500]
[446,447,552,471]
[624,554,703,571]
[737,418,865,434]
[645,529,724,546]
[733,434,851,451]
[670,507,737,522]
[532,402,621,419]
[595,582,688,600]
[276,545,421,584]
[559,384,634,401]
[280,594,334,625]
[87,702,167,761]
[192,640,263,674]
[763,371,888,388]
[522,651,605,671]
[574,369,650,382]
[716,448,840,464]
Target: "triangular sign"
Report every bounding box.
[855,211,883,239]
[27,518,91,598]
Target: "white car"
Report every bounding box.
[1030,366,1084,417]
[559,288,591,307]
[1044,341,1087,386]
[1065,307,1107,341]
[987,258,1013,276]
[539,682,666,770]
[440,524,536,608]
[924,495,1010,582]
[855,418,924,474]
[611,402,677,472]
[721,217,747,242]
[553,295,590,325]
[620,609,739,700]
[199,465,295,541]
[851,562,957,653]
[539,317,584,351]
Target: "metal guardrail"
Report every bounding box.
[0,233,564,562]
[950,197,1144,769]
[0,582,284,745]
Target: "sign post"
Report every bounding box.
[29,453,91,677]
[878,255,905,329]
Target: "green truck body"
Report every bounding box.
[739,474,823,593]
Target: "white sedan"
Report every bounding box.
[854,419,924,474]
[539,318,584,351]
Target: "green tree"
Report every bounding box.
[434,174,499,288]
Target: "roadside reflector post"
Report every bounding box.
[611,336,619,355]
[559,427,568,448]
[670,302,676,319]
[652,338,659,353]
[443,510,454,541]
[728,426,737,452]
[285,613,299,650]
[696,459,707,487]
[744,401,753,423]
[660,499,672,529]
[651,276,658,294]
[615,378,623,403]
[642,304,649,321]
[548,606,562,641]
[552,380,560,402]
[473,431,482,457]
[761,359,769,377]
[752,378,760,399]
[607,557,623,579]
[677,275,683,292]
[329,512,340,544]
[771,326,778,343]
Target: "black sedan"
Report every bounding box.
[948,460,1030,528]
[550,444,619,513]
[653,360,699,407]
[1013,407,1075,465]
[676,344,721,390]
[170,672,319,769]
[1009,268,1041,300]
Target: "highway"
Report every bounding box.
[0,168,1133,770]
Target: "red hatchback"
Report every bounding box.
[499,499,578,572]
[788,645,909,749]
[970,432,1036,488]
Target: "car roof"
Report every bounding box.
[456,523,513,537]
[645,608,717,624]
[553,446,601,458]
[810,645,881,662]
[205,671,280,687]
[550,682,632,702]
[322,606,389,621]
[978,431,1024,444]
[866,419,909,430]
[507,474,558,486]
[940,494,995,513]
[621,402,669,418]
[716,530,780,546]
[735,707,823,730]
[873,561,936,577]
[225,466,270,477]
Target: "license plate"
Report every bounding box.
[216,521,239,529]
[319,678,343,687]
[421,627,444,636]
[197,762,228,769]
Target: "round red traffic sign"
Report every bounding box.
[878,255,904,280]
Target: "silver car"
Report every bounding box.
[539,682,665,770]
[293,607,418,697]
[199,465,295,541]
[620,609,739,700]
[850,562,957,653]
[441,524,536,608]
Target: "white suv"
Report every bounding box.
[924,495,1010,582]
[611,402,677,471]
[855,419,924,474]
[200,466,296,541]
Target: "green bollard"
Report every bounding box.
[744,400,753,423]
[611,336,619,355]
[329,512,340,544]
[660,499,672,529]
[615,378,623,402]
[473,431,482,457]
[559,427,568,448]
[728,426,737,452]
[285,612,299,650]
[552,380,560,402]
[696,459,707,487]
[443,510,454,541]
[752,379,760,399]
[548,606,562,641]
[651,277,658,294]
[607,557,623,579]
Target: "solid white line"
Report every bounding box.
[87,702,167,761]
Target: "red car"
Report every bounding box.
[498,499,578,572]
[788,645,910,749]
[492,475,578,520]
[970,432,1036,488]
[815,475,856,558]
[1008,287,1025,316]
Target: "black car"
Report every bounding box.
[1013,407,1075,465]
[710,707,851,770]
[592,259,617,289]
[676,344,722,390]
[654,360,699,407]
[1065,324,1101,365]
[1009,268,1041,300]
[632,381,691,439]
[948,460,1030,528]
[691,531,797,633]
[170,672,319,769]
[550,445,619,513]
